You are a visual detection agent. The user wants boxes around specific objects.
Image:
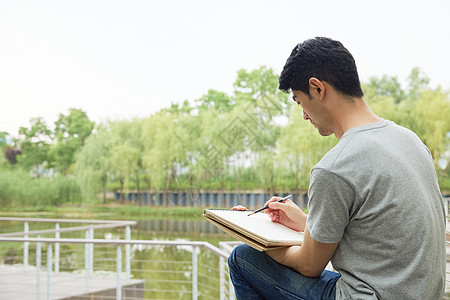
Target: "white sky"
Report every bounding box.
[1,0,449,137]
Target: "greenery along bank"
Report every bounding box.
[1,66,449,208]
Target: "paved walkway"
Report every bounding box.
[0,265,144,300]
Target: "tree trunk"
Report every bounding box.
[136,171,141,206]
[221,175,226,207]
[144,176,152,205]
[102,174,107,204]
[189,175,196,206]
[120,177,125,204]
[236,166,242,204]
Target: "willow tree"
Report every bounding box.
[412,88,450,184]
[227,66,288,198]
[74,125,111,203]
[193,109,232,203]
[107,119,145,204]
[167,102,203,205]
[254,149,277,197]
[142,112,186,206]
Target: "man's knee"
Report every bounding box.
[228,244,244,269]
[228,244,261,270]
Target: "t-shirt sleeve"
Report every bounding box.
[306,168,356,244]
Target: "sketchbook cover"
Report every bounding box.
[203,209,303,251]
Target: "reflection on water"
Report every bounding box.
[132,218,237,248]
[137,218,226,235]
[0,217,233,241]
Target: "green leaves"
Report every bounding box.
[16,117,53,174]
[10,109,95,176]
[53,109,95,174]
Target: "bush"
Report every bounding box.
[0,170,83,207]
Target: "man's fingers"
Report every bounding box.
[268,201,286,209]
[232,205,248,211]
[264,196,283,206]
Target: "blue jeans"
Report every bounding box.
[228,244,340,300]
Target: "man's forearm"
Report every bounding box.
[266,229,339,277]
[266,244,324,277]
[266,245,306,273]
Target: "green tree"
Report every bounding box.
[0,131,9,170]
[173,111,204,204]
[53,108,95,174]
[363,85,401,122]
[195,89,233,113]
[366,75,405,104]
[0,131,8,148]
[164,100,193,115]
[142,112,185,205]
[74,125,111,203]
[412,88,450,184]
[227,67,288,198]
[193,109,231,196]
[407,67,430,101]
[16,117,52,176]
[107,119,145,204]
[234,66,281,100]
[254,149,277,196]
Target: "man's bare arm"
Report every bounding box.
[266,228,338,277]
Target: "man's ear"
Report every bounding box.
[308,78,325,100]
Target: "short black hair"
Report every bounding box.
[278,37,363,98]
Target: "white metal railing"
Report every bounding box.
[0,217,136,276]
[0,237,234,300]
[0,217,236,300]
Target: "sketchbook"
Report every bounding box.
[203,209,303,252]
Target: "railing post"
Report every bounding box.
[192,246,198,300]
[24,221,29,269]
[47,243,52,300]
[116,245,122,300]
[89,225,94,274]
[125,226,131,281]
[229,265,234,300]
[85,230,90,291]
[55,223,60,273]
[219,257,225,300]
[36,235,41,300]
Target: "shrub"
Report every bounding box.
[0,170,83,207]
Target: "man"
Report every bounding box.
[228,37,446,299]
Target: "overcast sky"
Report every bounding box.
[1,0,449,137]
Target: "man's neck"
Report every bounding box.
[330,98,381,139]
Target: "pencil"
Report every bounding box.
[247,195,292,216]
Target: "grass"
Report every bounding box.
[0,203,206,220]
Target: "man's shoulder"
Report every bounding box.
[313,119,423,172]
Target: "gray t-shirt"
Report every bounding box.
[306,119,446,299]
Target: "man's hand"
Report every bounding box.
[264,197,307,232]
[232,205,248,211]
